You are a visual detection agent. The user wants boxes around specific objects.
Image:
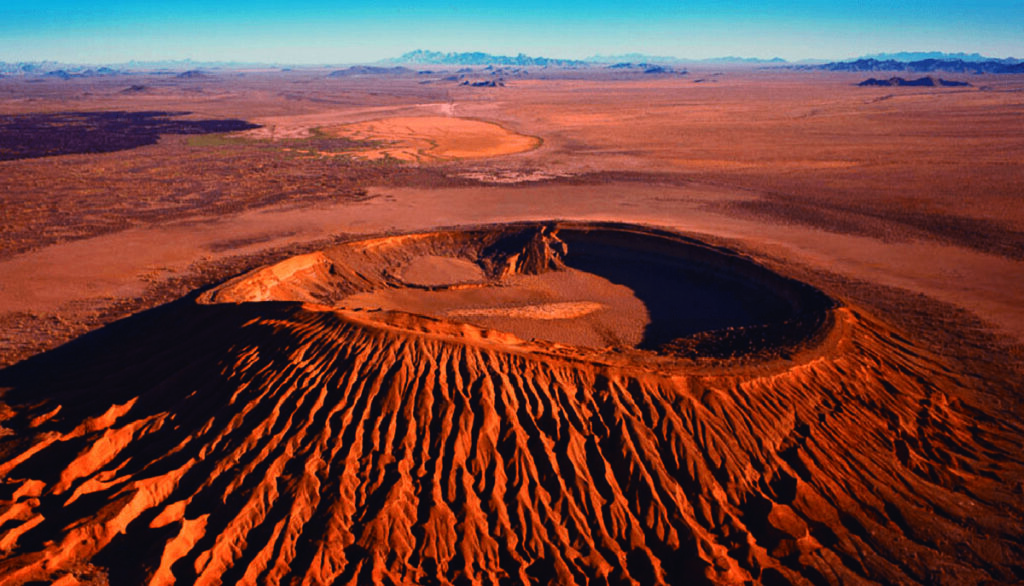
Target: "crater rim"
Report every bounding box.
[201,221,838,361]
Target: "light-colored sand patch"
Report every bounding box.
[448,301,605,320]
[322,116,541,162]
[338,268,649,348]
[456,169,575,184]
[399,255,485,287]
[240,103,455,140]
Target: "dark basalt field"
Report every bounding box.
[0,111,259,161]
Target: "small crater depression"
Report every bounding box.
[203,222,834,357]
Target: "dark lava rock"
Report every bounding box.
[0,111,260,161]
[461,79,502,87]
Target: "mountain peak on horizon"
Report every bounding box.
[810,56,1024,74]
[584,54,787,64]
[391,50,789,67]
[391,50,587,67]
[861,51,1009,62]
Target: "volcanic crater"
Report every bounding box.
[203,222,835,358]
[0,223,1022,585]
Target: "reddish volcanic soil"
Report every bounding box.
[1,70,1024,585]
[1,223,1022,584]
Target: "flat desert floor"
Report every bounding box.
[0,68,1023,584]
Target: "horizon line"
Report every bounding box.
[1,48,1022,70]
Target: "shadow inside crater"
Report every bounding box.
[556,225,834,355]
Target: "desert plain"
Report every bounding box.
[0,66,1022,584]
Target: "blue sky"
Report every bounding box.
[2,0,1021,63]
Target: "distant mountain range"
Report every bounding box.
[0,59,274,76]
[858,76,971,87]
[390,50,589,67]
[605,63,688,75]
[862,52,1019,63]
[2,51,1022,78]
[0,62,124,76]
[328,65,413,77]
[392,51,788,66]
[119,58,275,70]
[808,58,1024,74]
[584,54,787,65]
[585,53,685,64]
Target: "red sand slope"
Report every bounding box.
[0,224,1021,585]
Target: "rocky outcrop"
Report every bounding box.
[327,66,413,77]
[858,76,971,87]
[816,58,1024,74]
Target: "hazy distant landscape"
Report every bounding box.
[2,49,1022,76]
